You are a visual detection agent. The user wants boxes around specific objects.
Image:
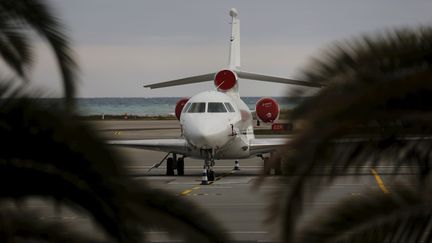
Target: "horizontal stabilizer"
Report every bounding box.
[143,70,324,89]
[144,73,216,89]
[236,70,324,88]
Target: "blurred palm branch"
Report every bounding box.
[276,27,432,242]
[0,0,77,108]
[0,1,229,242]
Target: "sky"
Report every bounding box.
[30,0,432,97]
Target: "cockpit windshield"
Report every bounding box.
[208,102,227,113]
[182,103,191,113]
[224,102,235,112]
[187,102,206,113]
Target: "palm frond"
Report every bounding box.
[276,26,432,242]
[0,207,106,243]
[0,0,78,107]
[296,187,432,243]
[299,27,432,85]
[0,17,33,79]
[0,83,229,242]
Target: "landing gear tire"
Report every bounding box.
[166,158,175,176]
[177,158,185,176]
[207,170,215,181]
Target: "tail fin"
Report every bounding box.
[143,8,325,90]
[229,8,240,69]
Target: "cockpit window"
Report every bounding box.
[224,102,235,112]
[187,102,206,113]
[208,102,227,113]
[182,103,191,113]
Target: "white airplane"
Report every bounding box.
[110,8,322,183]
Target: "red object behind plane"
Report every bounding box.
[175,97,189,120]
[256,98,279,123]
[214,70,237,91]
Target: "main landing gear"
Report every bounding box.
[165,153,185,176]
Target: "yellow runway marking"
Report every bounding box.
[180,189,193,196]
[180,170,237,195]
[371,168,390,194]
[180,186,201,196]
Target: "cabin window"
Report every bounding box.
[182,103,191,113]
[188,102,206,113]
[208,102,227,113]
[224,102,235,112]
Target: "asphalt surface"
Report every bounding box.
[11,120,419,242]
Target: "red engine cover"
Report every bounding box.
[214,69,237,91]
[256,98,280,123]
[175,97,189,120]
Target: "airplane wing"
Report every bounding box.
[249,138,289,155]
[107,139,188,155]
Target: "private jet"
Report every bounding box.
[109,8,322,184]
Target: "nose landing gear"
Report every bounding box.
[201,149,216,185]
[233,160,240,170]
[207,169,215,181]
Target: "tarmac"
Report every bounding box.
[12,120,420,242]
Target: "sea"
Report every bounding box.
[71,97,305,116]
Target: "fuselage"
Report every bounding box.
[180,90,255,159]
[135,8,299,162]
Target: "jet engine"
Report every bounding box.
[175,97,189,120]
[214,69,237,91]
[255,97,279,123]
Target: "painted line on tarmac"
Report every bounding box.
[179,186,200,196]
[371,168,390,194]
[207,169,238,185]
[179,170,237,195]
[179,189,193,196]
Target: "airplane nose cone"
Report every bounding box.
[184,119,232,148]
